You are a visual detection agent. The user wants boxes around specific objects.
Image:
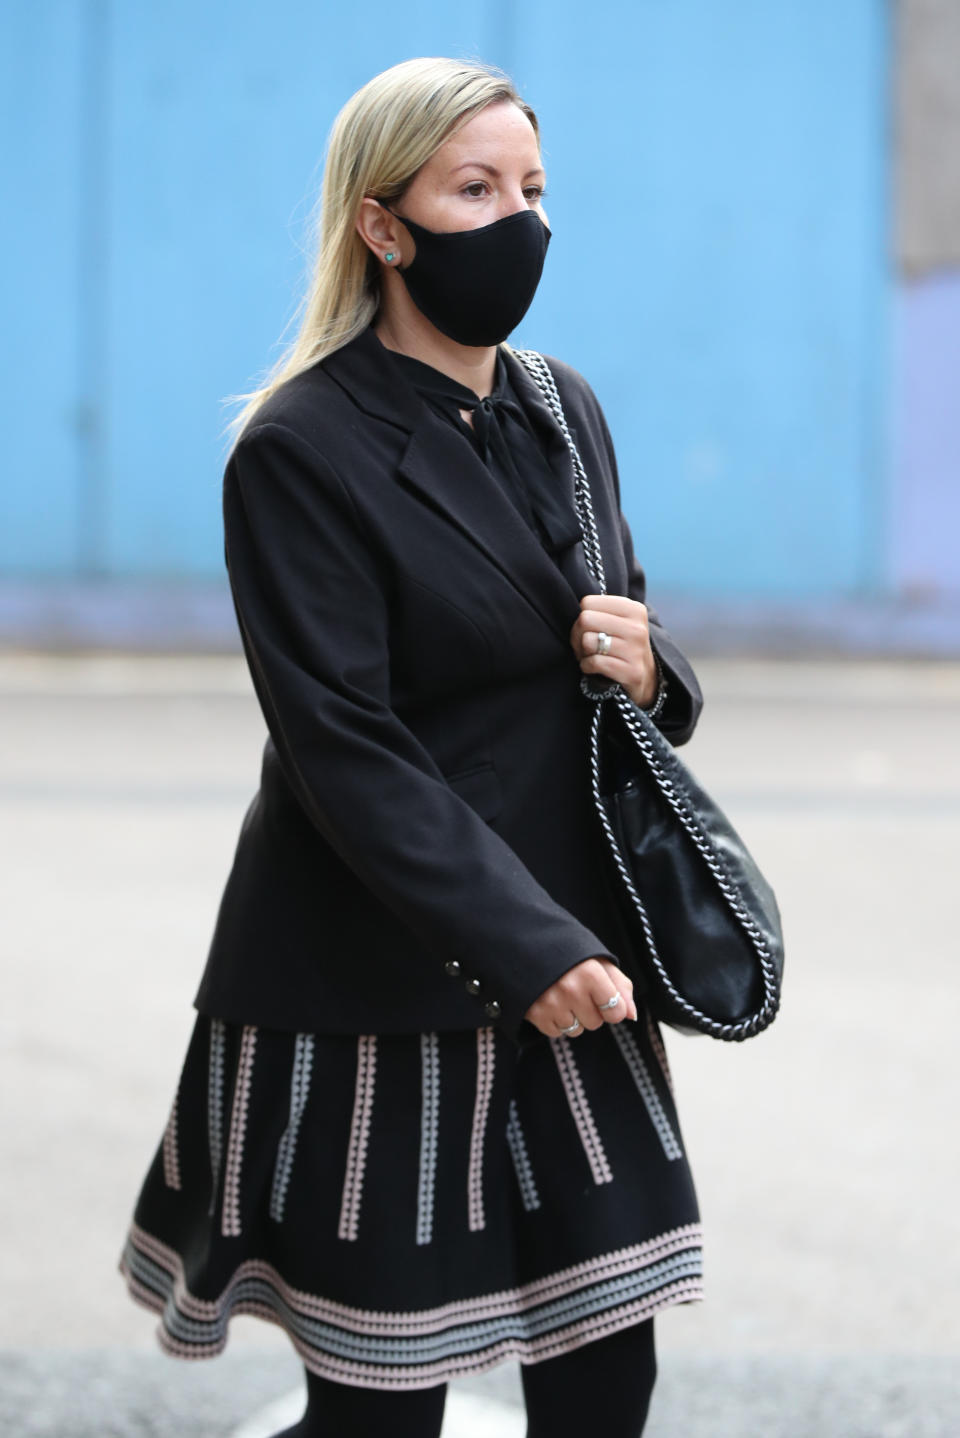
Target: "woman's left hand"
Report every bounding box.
[570,595,659,708]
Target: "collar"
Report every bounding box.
[318,327,617,638]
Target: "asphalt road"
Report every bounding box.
[1,653,958,1436]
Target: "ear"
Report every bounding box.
[356,198,408,267]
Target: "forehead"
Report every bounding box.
[431,101,542,173]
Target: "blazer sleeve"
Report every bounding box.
[223,420,616,1037]
[593,401,704,746]
[618,508,704,745]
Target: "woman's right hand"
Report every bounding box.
[524,957,637,1038]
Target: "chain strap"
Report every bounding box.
[514,348,781,1040]
[512,349,608,595]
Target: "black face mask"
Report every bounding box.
[379,202,551,347]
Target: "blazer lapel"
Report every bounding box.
[396,412,581,645]
[324,328,584,644]
[501,347,628,598]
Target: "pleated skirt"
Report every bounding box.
[119,1008,703,1391]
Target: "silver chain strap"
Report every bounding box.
[514,349,780,1040]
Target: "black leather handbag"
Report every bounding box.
[515,349,784,1041]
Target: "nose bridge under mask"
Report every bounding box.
[381,199,536,238]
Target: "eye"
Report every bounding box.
[523,184,547,201]
[462,181,490,198]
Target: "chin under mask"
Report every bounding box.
[379,202,551,347]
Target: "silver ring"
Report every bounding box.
[598,992,621,1011]
[596,631,612,655]
[557,1017,583,1035]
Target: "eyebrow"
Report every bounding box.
[448,161,546,180]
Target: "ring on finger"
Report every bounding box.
[598,992,621,1012]
[596,630,612,656]
[557,1017,583,1036]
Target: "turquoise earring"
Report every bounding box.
[384,251,397,263]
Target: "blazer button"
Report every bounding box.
[484,1000,501,1020]
[465,977,482,997]
[444,960,462,978]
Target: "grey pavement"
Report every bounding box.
[2,1348,960,1437]
[1,653,959,1435]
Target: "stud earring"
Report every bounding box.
[384,251,397,263]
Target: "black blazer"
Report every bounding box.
[194,326,703,1042]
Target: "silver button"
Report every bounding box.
[444,960,462,978]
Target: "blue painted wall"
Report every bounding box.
[892,273,960,598]
[511,1,890,598]
[1,0,891,601]
[1,3,87,572]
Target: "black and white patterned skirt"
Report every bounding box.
[119,1009,703,1391]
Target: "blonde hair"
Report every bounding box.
[224,57,538,448]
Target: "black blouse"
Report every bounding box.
[384,349,583,563]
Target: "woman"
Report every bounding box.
[119,57,705,1437]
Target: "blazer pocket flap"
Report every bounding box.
[445,762,502,822]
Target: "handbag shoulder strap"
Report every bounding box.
[512,349,608,597]
[515,356,782,1041]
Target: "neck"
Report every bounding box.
[374,298,497,398]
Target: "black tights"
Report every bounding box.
[272,1318,656,1438]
